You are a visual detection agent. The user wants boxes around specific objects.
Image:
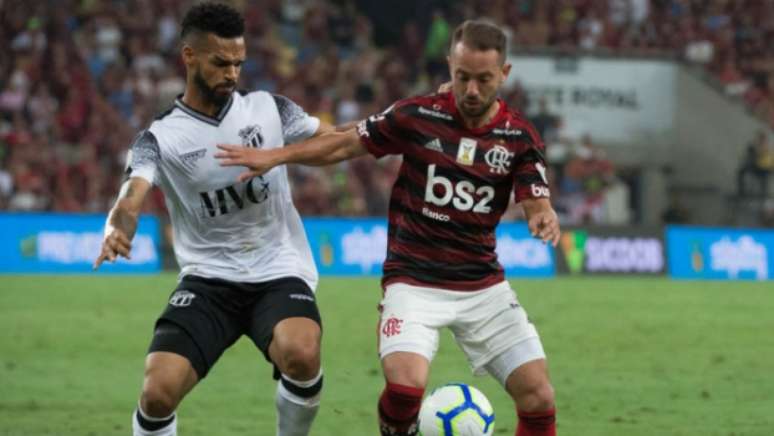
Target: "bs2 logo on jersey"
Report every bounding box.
[424,165,494,214]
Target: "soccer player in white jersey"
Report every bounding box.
[93,3,335,435]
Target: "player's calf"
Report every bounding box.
[512,382,555,436]
[378,382,425,436]
[503,360,555,436]
[272,318,323,436]
[275,369,324,436]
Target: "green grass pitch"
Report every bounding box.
[1,275,772,435]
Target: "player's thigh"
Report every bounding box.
[378,283,451,368]
[150,276,244,380]
[245,277,322,365]
[502,358,554,410]
[142,350,199,407]
[484,337,548,390]
[381,351,431,389]
[450,282,542,376]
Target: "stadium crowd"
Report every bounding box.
[1,0,773,223]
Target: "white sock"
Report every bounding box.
[275,370,323,436]
[132,405,177,436]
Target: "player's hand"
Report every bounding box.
[437,81,452,93]
[93,229,132,270]
[527,209,560,247]
[215,144,278,182]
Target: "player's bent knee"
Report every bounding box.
[140,383,180,418]
[140,352,196,418]
[516,382,555,413]
[280,341,320,379]
[381,352,429,389]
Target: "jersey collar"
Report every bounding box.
[175,93,234,126]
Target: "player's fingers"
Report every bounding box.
[113,239,132,256]
[216,144,242,152]
[550,230,561,247]
[537,217,554,239]
[106,245,117,262]
[215,149,246,160]
[98,244,117,263]
[111,237,132,258]
[218,158,242,167]
[114,232,132,248]
[237,170,261,183]
[541,221,560,246]
[527,217,542,237]
[114,244,131,259]
[93,252,107,270]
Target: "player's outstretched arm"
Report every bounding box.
[216,128,367,182]
[522,198,561,247]
[93,177,152,269]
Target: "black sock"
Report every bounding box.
[135,409,175,431]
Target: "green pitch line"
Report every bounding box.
[1,275,772,435]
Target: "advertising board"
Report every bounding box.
[666,226,774,280]
[0,213,161,274]
[303,219,555,278]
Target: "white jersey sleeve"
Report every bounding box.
[125,130,160,185]
[272,94,320,144]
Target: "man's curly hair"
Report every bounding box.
[181,2,245,40]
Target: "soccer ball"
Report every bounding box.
[417,383,495,436]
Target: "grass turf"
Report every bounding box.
[1,275,772,435]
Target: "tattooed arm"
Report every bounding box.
[93,177,152,269]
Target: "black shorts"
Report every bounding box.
[147,275,321,379]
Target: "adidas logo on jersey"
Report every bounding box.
[424,138,443,152]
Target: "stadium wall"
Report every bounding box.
[507,55,772,226]
[506,55,676,226]
[673,68,773,225]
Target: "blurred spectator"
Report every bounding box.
[2,0,773,222]
[530,98,559,141]
[662,192,690,224]
[424,10,451,81]
[737,130,773,197]
[559,134,617,224]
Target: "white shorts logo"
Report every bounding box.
[289,293,315,302]
[169,290,196,307]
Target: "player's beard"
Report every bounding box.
[193,70,234,109]
[458,94,496,119]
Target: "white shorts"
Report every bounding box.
[378,281,545,378]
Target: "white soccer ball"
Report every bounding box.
[418,383,495,436]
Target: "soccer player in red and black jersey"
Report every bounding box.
[217,20,560,436]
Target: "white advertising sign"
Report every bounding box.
[507,56,677,143]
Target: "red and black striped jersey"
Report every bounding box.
[357,92,550,291]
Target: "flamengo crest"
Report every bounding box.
[484,145,515,174]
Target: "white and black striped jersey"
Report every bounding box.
[126,91,320,289]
